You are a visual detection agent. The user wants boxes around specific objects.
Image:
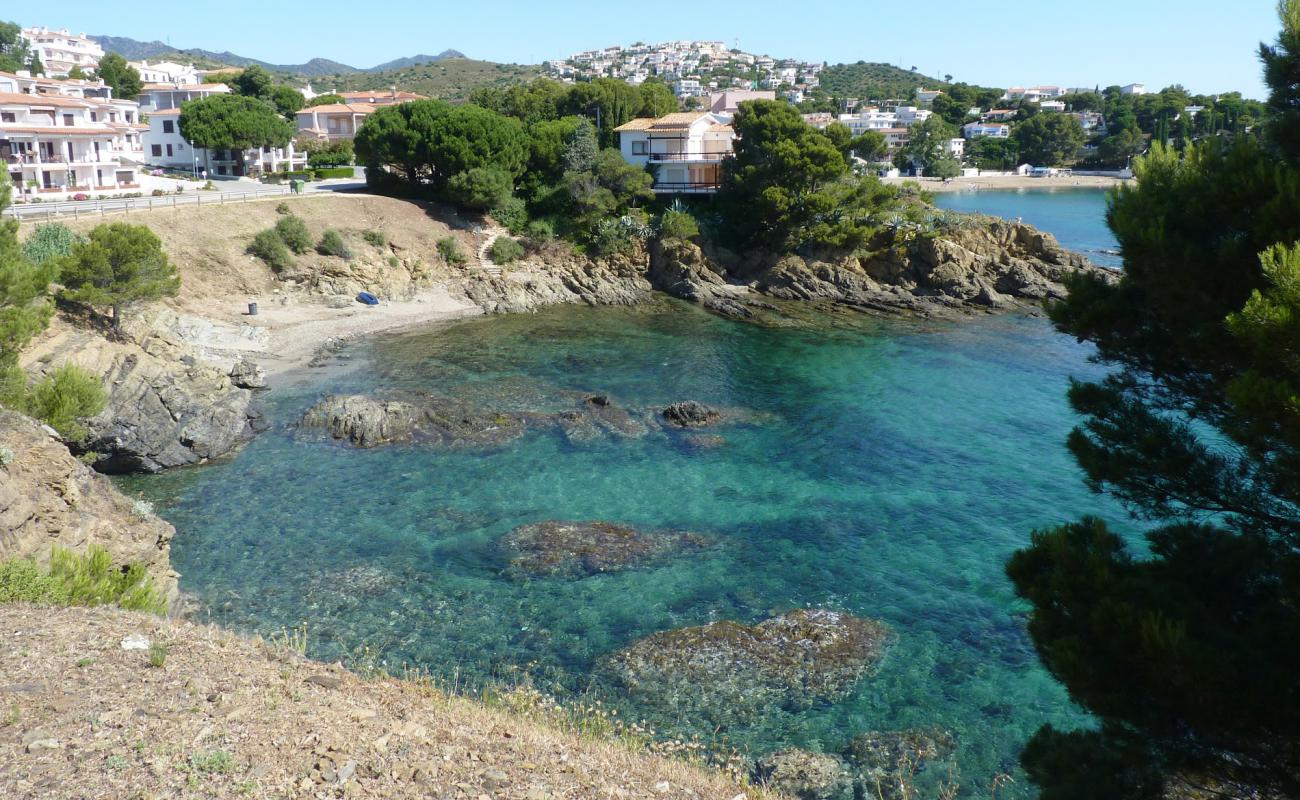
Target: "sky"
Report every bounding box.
[19,0,1280,98]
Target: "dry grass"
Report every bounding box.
[0,603,773,799]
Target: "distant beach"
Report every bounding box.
[884,174,1133,193]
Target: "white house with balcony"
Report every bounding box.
[1120,83,1147,95]
[1,89,140,199]
[615,111,734,194]
[136,82,231,112]
[915,88,944,106]
[295,103,375,142]
[130,60,200,86]
[963,122,1011,139]
[20,27,103,77]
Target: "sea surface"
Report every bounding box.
[935,186,1121,267]
[124,188,1124,795]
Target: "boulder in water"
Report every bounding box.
[662,401,722,428]
[842,728,957,800]
[500,520,710,578]
[603,608,890,725]
[755,749,854,800]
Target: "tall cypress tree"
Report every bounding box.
[1007,4,1300,798]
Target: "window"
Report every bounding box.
[163,120,174,134]
[631,140,648,155]
[90,112,97,121]
[63,114,74,126]
[0,112,13,123]
[151,144,162,157]
[166,144,173,157]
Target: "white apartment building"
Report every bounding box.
[1,73,142,199]
[1039,100,1067,112]
[1002,85,1067,103]
[673,79,704,98]
[615,112,734,194]
[915,88,944,106]
[963,122,1011,139]
[142,108,305,176]
[20,27,104,77]
[130,60,200,86]
[1121,83,1147,95]
[836,106,931,137]
[137,82,231,112]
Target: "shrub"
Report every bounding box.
[386,255,400,269]
[21,223,82,266]
[148,643,167,668]
[23,364,107,442]
[316,229,352,259]
[0,445,13,467]
[447,167,513,210]
[659,209,700,241]
[0,544,167,614]
[313,167,354,179]
[275,202,291,215]
[437,236,467,267]
[274,215,312,254]
[488,236,525,264]
[150,189,166,197]
[362,229,387,248]
[588,218,635,257]
[524,218,557,244]
[72,193,89,202]
[249,229,294,271]
[490,196,528,234]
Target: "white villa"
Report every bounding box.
[20,27,103,77]
[1002,85,1067,104]
[1,71,143,199]
[295,103,376,142]
[615,111,734,194]
[915,88,944,106]
[963,122,1011,139]
[130,60,200,86]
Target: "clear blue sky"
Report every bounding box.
[25,0,1279,97]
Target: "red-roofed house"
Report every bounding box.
[615,112,734,194]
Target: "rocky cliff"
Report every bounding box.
[0,410,178,601]
[20,318,260,474]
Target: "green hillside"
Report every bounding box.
[312,58,542,101]
[819,62,951,102]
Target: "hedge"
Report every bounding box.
[313,167,355,179]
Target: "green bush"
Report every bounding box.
[488,236,525,264]
[362,229,386,248]
[524,218,556,244]
[313,167,354,179]
[275,202,291,215]
[658,209,700,241]
[22,364,106,441]
[0,545,167,614]
[249,229,294,272]
[588,218,635,257]
[316,229,352,259]
[22,223,83,266]
[437,236,467,267]
[490,196,528,234]
[274,215,312,254]
[447,167,513,210]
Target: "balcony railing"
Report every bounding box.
[652,180,722,192]
[648,150,730,162]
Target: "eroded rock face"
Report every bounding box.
[0,410,178,602]
[21,320,255,474]
[603,609,891,725]
[500,521,710,578]
[755,749,854,800]
[662,401,723,428]
[229,359,267,389]
[298,394,527,449]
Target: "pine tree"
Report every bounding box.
[0,174,56,375]
[1008,4,1300,798]
[59,223,180,331]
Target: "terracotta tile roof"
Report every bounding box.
[613,117,655,132]
[648,112,711,129]
[147,108,182,116]
[298,104,375,115]
[0,92,90,108]
[339,90,425,102]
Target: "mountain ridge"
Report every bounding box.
[87,35,465,76]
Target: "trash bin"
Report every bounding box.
[248,302,258,316]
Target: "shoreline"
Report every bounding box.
[883,174,1132,193]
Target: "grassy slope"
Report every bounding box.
[819,62,950,102]
[309,58,542,101]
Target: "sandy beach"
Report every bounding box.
[883,174,1132,193]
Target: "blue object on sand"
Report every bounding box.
[356,292,379,306]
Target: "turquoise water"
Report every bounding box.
[125,191,1125,795]
[935,187,1121,268]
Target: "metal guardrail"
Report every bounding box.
[2,185,295,220]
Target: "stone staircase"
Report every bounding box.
[477,227,506,277]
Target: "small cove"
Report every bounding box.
[124,187,1124,795]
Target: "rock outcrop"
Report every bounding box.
[661,401,723,428]
[499,520,710,578]
[602,609,891,725]
[0,410,178,601]
[755,749,855,800]
[299,393,528,449]
[20,320,257,474]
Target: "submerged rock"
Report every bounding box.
[843,728,957,799]
[298,393,527,449]
[603,609,890,725]
[556,395,647,444]
[661,401,722,428]
[755,749,854,800]
[500,520,710,578]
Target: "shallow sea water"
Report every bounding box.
[125,189,1124,795]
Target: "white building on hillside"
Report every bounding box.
[20,27,103,77]
[1039,100,1066,112]
[295,103,376,142]
[1002,85,1067,103]
[1,72,142,200]
[137,82,231,112]
[142,107,305,177]
[1121,83,1146,95]
[963,121,1011,139]
[915,88,943,106]
[615,111,734,194]
[130,60,200,86]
